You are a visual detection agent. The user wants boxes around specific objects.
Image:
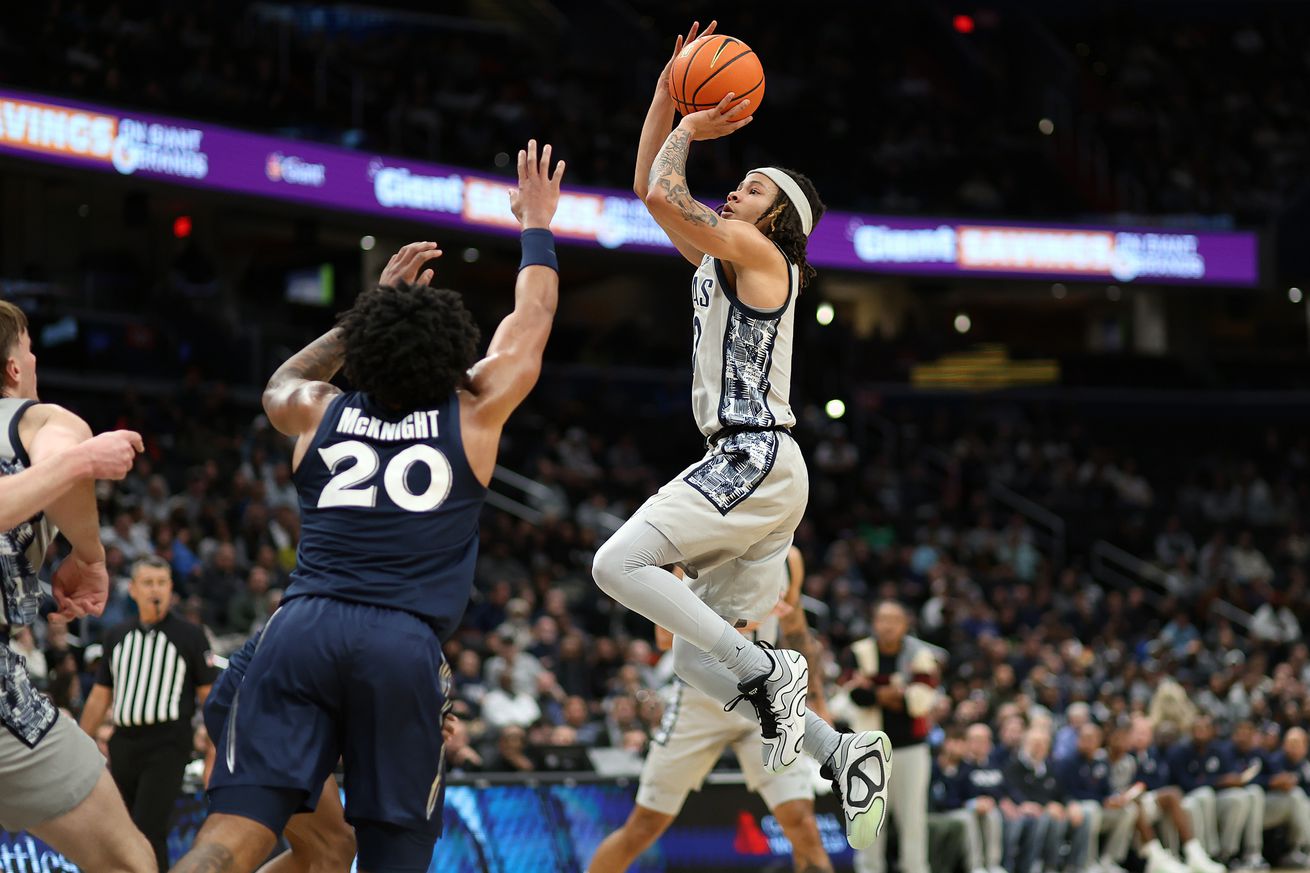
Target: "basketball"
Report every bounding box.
[669,34,765,117]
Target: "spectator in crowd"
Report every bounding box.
[486,725,535,773]
[481,670,542,731]
[929,728,973,873]
[1104,723,1188,873]
[1226,721,1271,868]
[1056,723,1136,873]
[1168,716,1260,867]
[959,724,1007,873]
[1251,590,1301,646]
[1263,727,1310,868]
[1005,726,1089,873]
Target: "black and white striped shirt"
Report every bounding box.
[96,613,218,731]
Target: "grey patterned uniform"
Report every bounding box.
[0,398,105,831]
[638,249,808,626]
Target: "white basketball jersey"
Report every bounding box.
[689,249,799,438]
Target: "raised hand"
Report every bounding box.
[508,139,566,230]
[659,20,717,99]
[677,92,753,141]
[78,430,143,480]
[380,241,443,287]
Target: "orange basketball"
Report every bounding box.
[669,34,765,117]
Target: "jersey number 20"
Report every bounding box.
[317,440,453,512]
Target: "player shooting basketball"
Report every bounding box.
[591,20,892,851]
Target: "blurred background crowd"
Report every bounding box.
[4,0,1310,220]
[4,0,1310,869]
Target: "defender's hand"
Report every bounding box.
[380,241,442,287]
[508,140,566,230]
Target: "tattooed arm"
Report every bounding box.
[642,119,774,266]
[261,328,346,441]
[777,546,835,725]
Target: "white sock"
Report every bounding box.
[709,624,771,683]
[802,710,842,767]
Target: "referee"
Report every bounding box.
[80,555,218,870]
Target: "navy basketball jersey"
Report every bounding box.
[286,390,486,639]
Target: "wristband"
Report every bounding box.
[519,228,558,272]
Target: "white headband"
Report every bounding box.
[748,167,813,236]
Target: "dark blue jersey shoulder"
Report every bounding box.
[286,391,486,639]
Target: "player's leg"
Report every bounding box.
[592,435,804,694]
[0,708,152,873]
[744,731,831,873]
[339,602,451,873]
[671,633,890,851]
[178,599,346,873]
[26,762,155,873]
[591,691,727,873]
[588,805,677,873]
[261,778,357,873]
[175,814,281,873]
[773,799,832,872]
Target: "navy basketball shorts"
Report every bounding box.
[208,595,449,868]
[202,629,259,744]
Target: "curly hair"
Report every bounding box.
[757,168,827,290]
[337,282,481,411]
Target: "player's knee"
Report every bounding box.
[623,806,673,847]
[287,817,357,872]
[98,830,154,873]
[319,825,358,871]
[773,799,823,849]
[670,636,707,685]
[591,536,626,595]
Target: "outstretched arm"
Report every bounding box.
[465,140,565,428]
[0,425,140,531]
[777,546,833,724]
[636,20,716,266]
